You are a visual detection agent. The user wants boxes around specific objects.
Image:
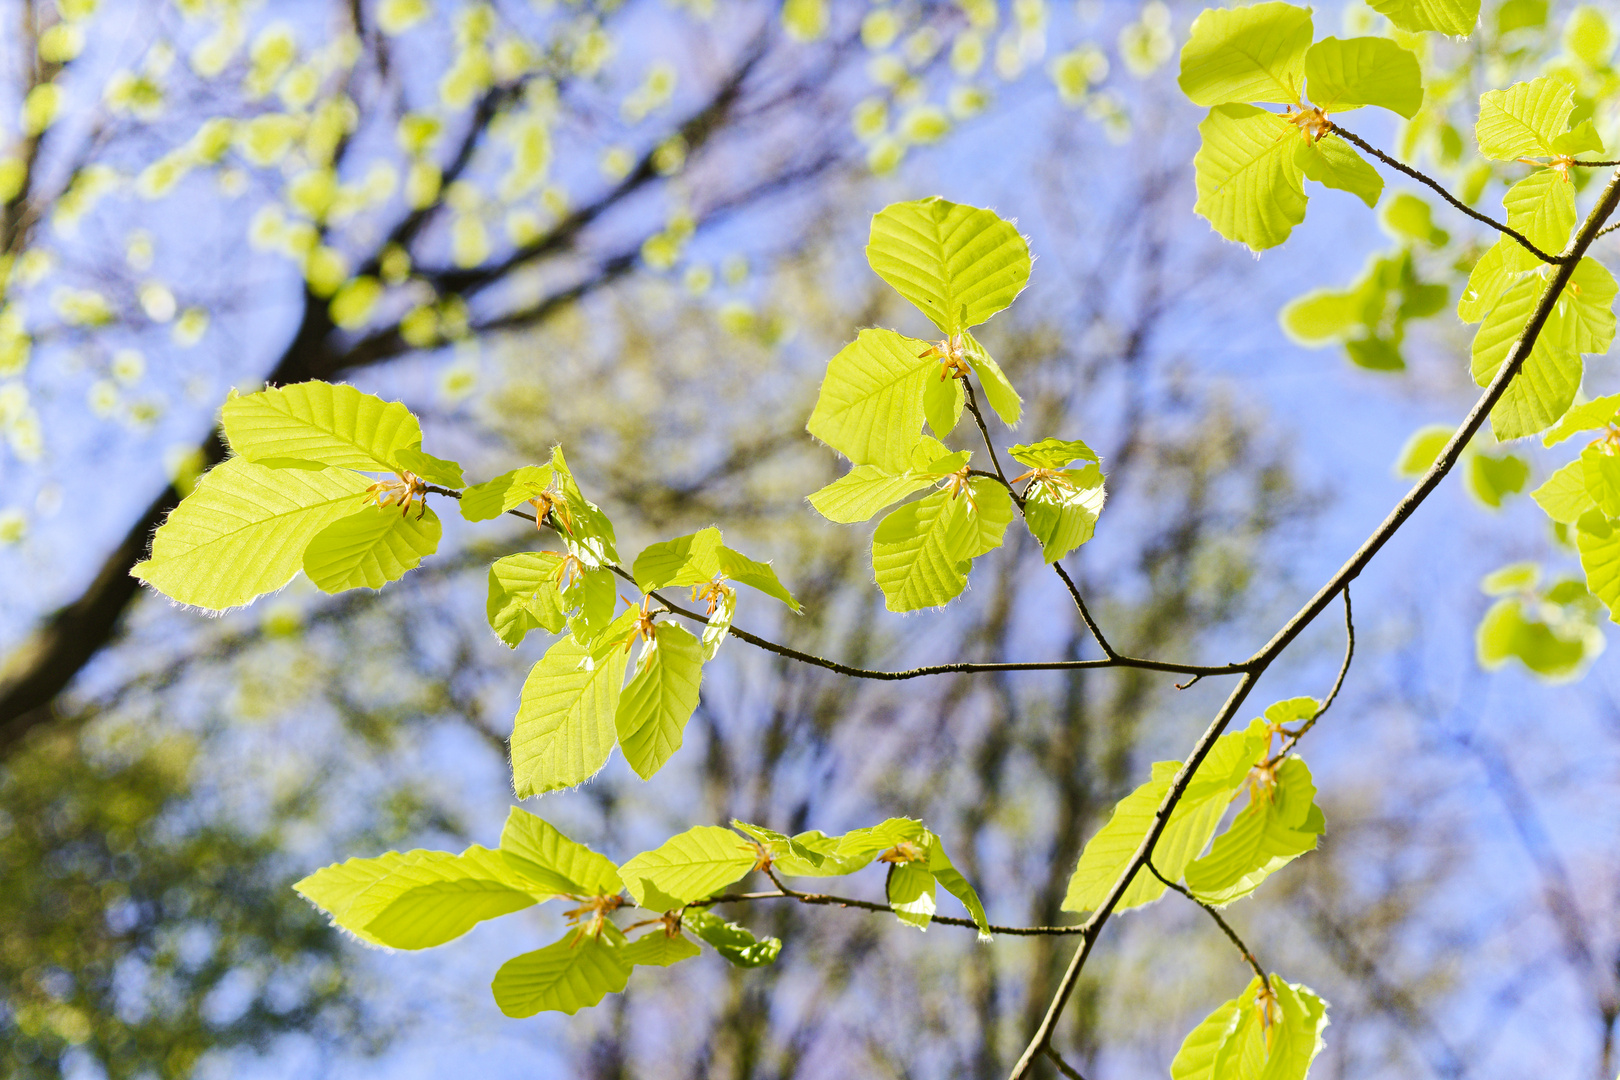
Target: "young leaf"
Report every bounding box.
[132,458,371,611]
[834,817,928,865]
[498,807,623,898]
[808,465,941,524]
[549,446,620,565]
[302,503,441,593]
[1193,104,1309,252]
[954,477,1015,559]
[221,381,422,471]
[1063,721,1267,914]
[1393,424,1454,479]
[923,370,965,437]
[487,551,568,647]
[1543,393,1620,446]
[395,446,463,487]
[633,527,724,591]
[1583,446,1620,518]
[1171,975,1330,1080]
[1295,135,1383,208]
[1176,2,1312,107]
[1457,238,1517,323]
[562,565,619,646]
[716,545,802,612]
[1366,0,1478,35]
[1501,169,1574,268]
[621,930,702,968]
[887,862,936,929]
[807,328,937,473]
[615,623,705,780]
[923,831,992,940]
[1476,76,1574,160]
[1184,756,1326,905]
[701,586,735,661]
[1477,597,1595,680]
[1546,258,1618,355]
[1531,461,1596,524]
[294,846,538,950]
[618,825,758,909]
[461,464,553,521]
[510,610,637,797]
[964,331,1023,426]
[871,488,975,612]
[1471,275,1581,440]
[865,198,1032,336]
[1552,119,1605,157]
[1303,37,1423,117]
[1023,465,1108,564]
[1578,512,1620,621]
[491,931,631,1017]
[683,910,783,967]
[1008,438,1099,469]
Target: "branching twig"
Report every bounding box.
[1146,859,1267,985]
[1044,1046,1089,1080]
[1333,125,1569,265]
[1274,585,1354,761]
[687,886,1083,937]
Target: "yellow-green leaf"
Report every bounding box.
[221,381,422,471]
[1194,104,1309,252]
[619,825,758,909]
[302,503,440,593]
[1177,2,1312,107]
[491,931,631,1017]
[807,328,936,472]
[510,611,636,797]
[498,807,623,898]
[1304,36,1423,117]
[615,623,704,780]
[865,198,1031,336]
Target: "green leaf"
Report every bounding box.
[633,527,723,591]
[1280,289,1362,344]
[1457,238,1518,323]
[1551,119,1605,157]
[563,565,619,646]
[965,332,1023,426]
[717,545,802,612]
[923,370,964,438]
[1172,976,1330,1080]
[730,820,826,869]
[395,446,463,487]
[548,446,619,566]
[1532,460,1597,523]
[1476,76,1574,160]
[1295,134,1383,208]
[1304,37,1423,117]
[835,817,927,865]
[621,930,702,967]
[294,846,537,950]
[865,198,1032,336]
[498,807,623,898]
[1176,2,1312,107]
[1023,465,1108,564]
[1583,445,1620,517]
[1476,597,1595,680]
[808,328,936,472]
[1482,562,1541,595]
[1368,0,1478,34]
[1194,104,1308,252]
[1008,438,1100,469]
[132,458,371,611]
[510,610,636,798]
[887,862,936,929]
[1471,274,1582,440]
[301,503,440,593]
[1543,393,1620,446]
[1393,424,1454,479]
[808,465,940,524]
[1501,170,1574,267]
[1547,258,1618,355]
[619,825,758,909]
[871,480,1011,612]
[491,932,631,1017]
[923,832,992,940]
[221,381,422,472]
[487,552,568,647]
[1185,756,1326,905]
[701,586,735,661]
[1578,511,1620,621]
[615,623,704,781]
[461,465,553,522]
[1467,451,1530,508]
[1063,722,1267,914]
[683,910,782,967]
[1381,192,1449,247]
[1264,697,1319,724]
[768,830,866,877]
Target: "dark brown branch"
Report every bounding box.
[1332,125,1568,265]
[691,885,1082,937]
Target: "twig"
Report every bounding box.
[1332,125,1569,265]
[1043,1046,1088,1080]
[688,887,1084,937]
[1275,586,1354,759]
[1146,859,1267,985]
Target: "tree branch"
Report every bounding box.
[1146,859,1267,986]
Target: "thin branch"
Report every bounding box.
[1146,859,1267,985]
[1008,162,1620,1080]
[1598,219,1620,240]
[689,886,1083,937]
[1275,585,1354,760]
[963,379,1014,490]
[1332,125,1569,265]
[420,488,1246,680]
[1043,1046,1088,1080]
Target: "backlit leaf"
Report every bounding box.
[615,623,704,780]
[1184,756,1326,905]
[510,610,636,797]
[302,503,440,593]
[619,825,758,909]
[865,198,1031,335]
[1304,36,1423,117]
[1295,134,1383,208]
[498,807,623,898]
[221,381,421,471]
[1194,104,1308,252]
[491,931,631,1017]
[487,551,568,647]
[807,328,935,472]
[1476,76,1573,160]
[1177,2,1312,107]
[633,527,723,591]
[1532,460,1597,523]
[683,910,783,967]
[461,465,553,521]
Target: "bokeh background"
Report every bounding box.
[2,1,1619,1077]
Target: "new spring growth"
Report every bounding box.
[563,893,624,944]
[939,463,977,511]
[367,470,428,518]
[919,333,971,380]
[691,576,735,615]
[1283,103,1332,142]
[614,595,662,653]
